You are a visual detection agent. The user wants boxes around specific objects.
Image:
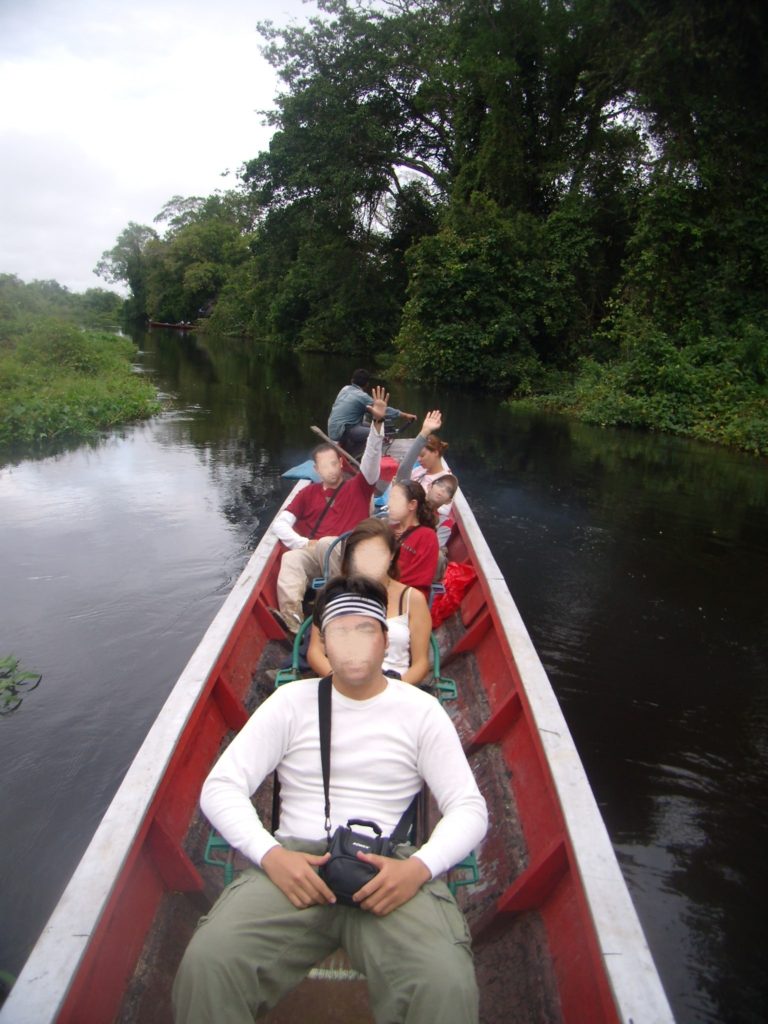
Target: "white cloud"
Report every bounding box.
[0,0,314,293]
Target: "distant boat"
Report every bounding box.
[148,320,197,330]
[0,475,673,1024]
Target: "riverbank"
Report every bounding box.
[506,354,768,457]
[193,328,768,458]
[0,317,160,448]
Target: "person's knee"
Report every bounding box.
[376,952,477,1024]
[410,955,478,1024]
[417,945,476,997]
[173,926,256,1022]
[175,926,223,990]
[279,549,302,576]
[173,933,215,1017]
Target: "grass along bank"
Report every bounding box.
[0,317,161,448]
[506,333,768,458]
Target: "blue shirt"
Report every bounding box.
[327,384,401,441]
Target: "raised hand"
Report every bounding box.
[261,846,336,908]
[421,410,442,435]
[366,385,390,422]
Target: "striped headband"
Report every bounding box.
[321,593,388,631]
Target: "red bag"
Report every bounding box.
[430,562,478,628]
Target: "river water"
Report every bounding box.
[1,330,766,1023]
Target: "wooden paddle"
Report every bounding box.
[310,426,364,473]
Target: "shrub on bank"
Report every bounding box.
[0,318,160,447]
[509,319,768,456]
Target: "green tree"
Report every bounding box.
[395,195,550,387]
[600,0,768,384]
[142,191,256,323]
[249,0,457,216]
[231,0,458,348]
[94,222,158,322]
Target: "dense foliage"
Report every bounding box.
[96,0,767,453]
[0,273,124,329]
[0,276,159,448]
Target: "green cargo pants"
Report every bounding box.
[172,839,478,1024]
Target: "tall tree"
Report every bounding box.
[234,0,458,348]
[603,0,768,369]
[144,192,252,322]
[94,222,158,322]
[248,0,457,220]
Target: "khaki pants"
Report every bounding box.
[172,840,478,1024]
[276,538,343,632]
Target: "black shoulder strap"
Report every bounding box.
[390,791,420,845]
[274,674,332,837]
[318,675,333,840]
[270,771,281,834]
[309,481,346,540]
[318,673,418,847]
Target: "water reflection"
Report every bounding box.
[0,330,766,1023]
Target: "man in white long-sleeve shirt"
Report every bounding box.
[173,575,488,1024]
[272,386,389,633]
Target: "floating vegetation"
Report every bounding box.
[0,655,42,714]
[0,317,161,449]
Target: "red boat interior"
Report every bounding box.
[54,522,620,1024]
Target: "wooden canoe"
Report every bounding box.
[0,484,674,1024]
[148,321,197,331]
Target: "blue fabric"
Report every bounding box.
[374,484,391,508]
[281,460,321,482]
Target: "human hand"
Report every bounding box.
[261,846,335,909]
[421,410,442,434]
[366,386,390,423]
[403,412,418,421]
[352,853,431,916]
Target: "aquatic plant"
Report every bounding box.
[0,317,160,448]
[0,655,42,715]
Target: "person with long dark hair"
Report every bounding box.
[306,518,431,683]
[388,479,439,599]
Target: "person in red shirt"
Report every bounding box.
[273,388,388,632]
[388,480,439,600]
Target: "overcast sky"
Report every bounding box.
[0,0,316,293]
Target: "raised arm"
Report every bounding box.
[395,410,443,483]
[359,386,387,484]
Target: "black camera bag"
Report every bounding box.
[316,676,418,907]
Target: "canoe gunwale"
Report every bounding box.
[0,479,674,1024]
[452,488,673,1022]
[0,484,305,1024]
